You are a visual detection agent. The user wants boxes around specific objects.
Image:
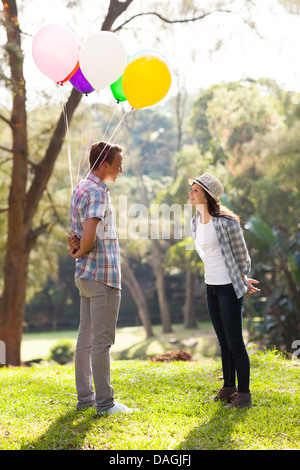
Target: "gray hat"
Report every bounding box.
[188,172,224,202]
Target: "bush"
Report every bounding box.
[49,340,75,364]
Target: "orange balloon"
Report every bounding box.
[60,60,80,84]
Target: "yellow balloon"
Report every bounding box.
[122,55,171,109]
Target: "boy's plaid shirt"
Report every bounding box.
[70,173,121,289]
[192,213,251,299]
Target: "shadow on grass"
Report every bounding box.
[113,336,219,361]
[21,408,98,450]
[177,404,251,450]
[114,337,164,360]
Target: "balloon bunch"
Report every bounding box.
[32,24,172,108]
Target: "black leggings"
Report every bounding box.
[206,283,250,393]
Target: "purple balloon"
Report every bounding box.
[70,66,94,94]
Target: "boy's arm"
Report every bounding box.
[68,218,99,259]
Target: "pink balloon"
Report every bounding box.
[32,24,80,83]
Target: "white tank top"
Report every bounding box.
[195,217,231,285]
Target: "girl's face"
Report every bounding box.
[188,183,207,207]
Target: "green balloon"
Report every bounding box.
[110,74,127,102]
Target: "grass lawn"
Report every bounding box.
[21,323,218,363]
[0,349,299,450]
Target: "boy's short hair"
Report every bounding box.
[89,141,123,170]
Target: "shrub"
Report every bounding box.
[49,340,75,364]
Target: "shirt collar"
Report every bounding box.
[87,172,110,192]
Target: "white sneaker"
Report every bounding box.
[97,402,140,416]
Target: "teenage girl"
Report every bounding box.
[189,173,260,409]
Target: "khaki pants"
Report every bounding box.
[74,278,121,412]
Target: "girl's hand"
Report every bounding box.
[246,278,261,295]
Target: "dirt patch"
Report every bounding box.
[150,349,194,362]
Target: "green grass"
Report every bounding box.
[0,349,299,450]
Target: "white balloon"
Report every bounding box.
[79,32,127,91]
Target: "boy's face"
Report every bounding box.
[102,153,123,183]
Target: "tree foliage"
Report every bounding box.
[1,0,299,364]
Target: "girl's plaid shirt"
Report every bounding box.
[192,212,251,299]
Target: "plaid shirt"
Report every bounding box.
[70,173,121,289]
[192,213,251,298]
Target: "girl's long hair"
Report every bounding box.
[205,191,240,223]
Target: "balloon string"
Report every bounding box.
[81,100,119,177]
[81,90,99,178]
[108,106,135,147]
[99,106,134,168]
[59,84,73,191]
[82,106,134,182]
[77,100,118,184]
[100,100,119,143]
[76,94,87,185]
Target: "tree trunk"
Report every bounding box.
[151,240,173,333]
[122,257,154,338]
[0,0,29,365]
[183,267,197,328]
[128,146,173,333]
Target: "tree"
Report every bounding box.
[125,129,173,333]
[122,254,154,338]
[246,217,300,350]
[165,238,202,328]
